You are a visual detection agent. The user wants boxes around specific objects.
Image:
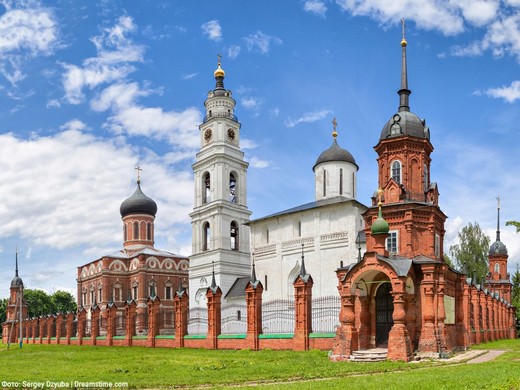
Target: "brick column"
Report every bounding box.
[77,309,86,345]
[293,264,313,351]
[32,319,39,343]
[45,316,52,344]
[510,306,517,339]
[458,279,471,348]
[91,307,100,346]
[487,294,495,341]
[418,278,437,352]
[245,279,263,351]
[436,273,449,355]
[147,296,161,347]
[174,289,189,348]
[106,303,116,346]
[330,285,358,361]
[206,284,222,349]
[125,300,137,347]
[65,312,74,344]
[388,281,413,361]
[56,313,64,343]
[358,296,370,350]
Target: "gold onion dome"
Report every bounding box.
[214,63,225,78]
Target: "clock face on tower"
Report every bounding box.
[204,129,212,142]
[227,128,236,141]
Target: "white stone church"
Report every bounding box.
[188,60,366,309]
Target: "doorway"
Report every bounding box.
[375,282,393,347]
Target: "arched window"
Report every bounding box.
[323,169,327,197]
[339,168,343,195]
[203,222,211,251]
[391,160,401,184]
[147,222,152,241]
[229,173,237,203]
[230,221,239,250]
[133,221,139,240]
[203,172,211,204]
[494,263,500,274]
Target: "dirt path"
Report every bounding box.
[465,349,507,364]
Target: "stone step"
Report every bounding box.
[350,348,388,362]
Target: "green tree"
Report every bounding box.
[443,253,455,269]
[24,289,52,317]
[51,290,77,313]
[0,298,8,335]
[511,264,520,335]
[449,222,490,281]
[506,220,520,233]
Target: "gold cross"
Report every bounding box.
[217,53,222,67]
[401,18,406,40]
[332,117,338,139]
[377,188,383,205]
[135,165,143,182]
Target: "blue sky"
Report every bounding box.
[1,0,520,298]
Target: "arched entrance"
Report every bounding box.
[375,282,393,347]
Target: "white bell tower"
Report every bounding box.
[189,57,252,308]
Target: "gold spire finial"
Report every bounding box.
[214,54,225,78]
[401,18,407,46]
[332,117,338,139]
[135,165,143,183]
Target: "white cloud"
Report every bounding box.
[450,41,484,57]
[244,31,282,54]
[61,16,143,104]
[227,45,241,59]
[0,125,194,251]
[335,0,464,35]
[0,2,58,85]
[182,73,197,80]
[240,138,259,150]
[482,13,520,61]
[201,20,222,41]
[484,80,520,102]
[449,0,499,27]
[304,0,328,17]
[249,156,271,168]
[284,109,332,127]
[241,96,263,110]
[91,82,202,149]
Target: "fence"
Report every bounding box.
[311,295,340,333]
[262,299,295,334]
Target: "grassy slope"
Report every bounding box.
[0,340,519,389]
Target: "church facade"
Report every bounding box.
[75,178,189,335]
[248,125,367,302]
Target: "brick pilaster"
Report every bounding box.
[125,300,137,346]
[147,296,161,347]
[174,290,189,348]
[387,282,413,361]
[65,312,74,345]
[245,279,263,350]
[91,307,100,345]
[206,285,222,349]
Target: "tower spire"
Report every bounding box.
[251,253,257,283]
[15,245,19,278]
[496,196,501,242]
[398,18,411,112]
[300,243,307,277]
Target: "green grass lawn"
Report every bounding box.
[0,340,519,389]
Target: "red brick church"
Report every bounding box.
[330,30,515,361]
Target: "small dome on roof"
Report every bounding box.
[11,275,23,288]
[120,181,157,218]
[380,111,430,141]
[313,139,357,171]
[489,240,507,256]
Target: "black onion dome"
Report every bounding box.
[489,240,508,256]
[120,182,157,218]
[11,275,23,288]
[380,111,430,140]
[313,139,358,171]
